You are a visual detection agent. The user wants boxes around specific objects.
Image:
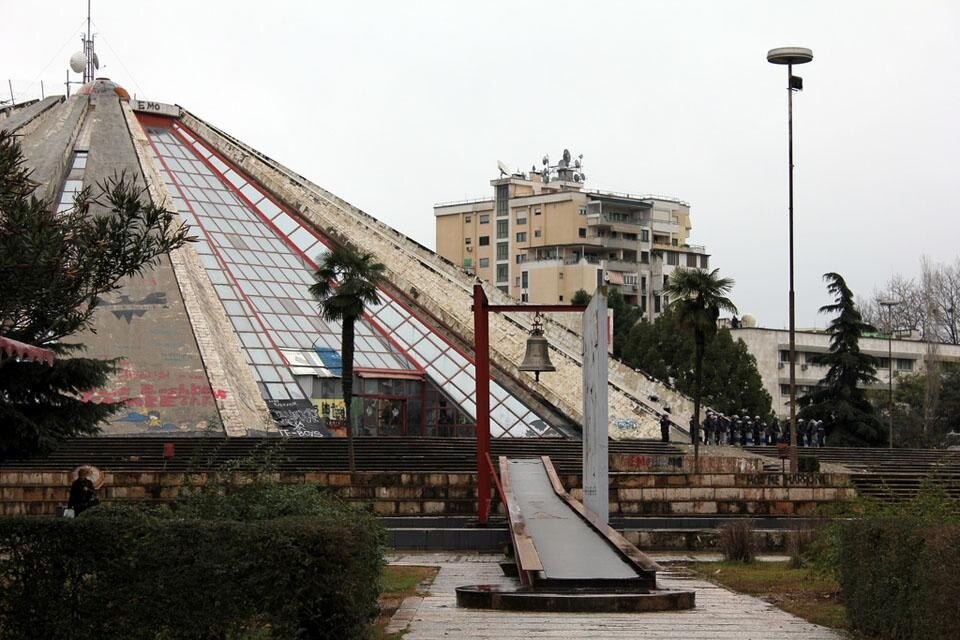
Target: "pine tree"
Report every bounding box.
[621,310,772,419]
[0,130,192,459]
[799,272,885,446]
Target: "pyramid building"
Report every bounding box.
[1,79,699,442]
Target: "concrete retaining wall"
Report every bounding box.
[0,468,854,518]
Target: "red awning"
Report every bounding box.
[0,336,56,366]
[606,270,625,285]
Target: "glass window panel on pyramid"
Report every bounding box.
[142,120,561,438]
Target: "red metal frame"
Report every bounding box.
[472,283,586,524]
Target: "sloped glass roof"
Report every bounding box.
[142,120,560,437]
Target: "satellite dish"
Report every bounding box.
[70,51,86,74]
[497,160,509,177]
[92,52,100,69]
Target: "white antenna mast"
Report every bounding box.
[67,0,100,95]
[84,0,95,83]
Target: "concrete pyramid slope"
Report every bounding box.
[6,84,699,440]
[177,110,699,439]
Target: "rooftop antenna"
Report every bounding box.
[67,0,99,95]
[84,0,97,82]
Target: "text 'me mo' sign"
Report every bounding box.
[132,100,181,118]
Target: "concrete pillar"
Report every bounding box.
[582,287,609,522]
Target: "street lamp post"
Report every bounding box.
[768,46,813,473]
[879,299,900,448]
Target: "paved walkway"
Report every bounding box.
[387,553,842,640]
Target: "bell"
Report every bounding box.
[518,313,556,381]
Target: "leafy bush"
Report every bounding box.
[172,480,350,521]
[718,519,757,563]
[804,480,959,578]
[835,483,960,639]
[0,484,385,640]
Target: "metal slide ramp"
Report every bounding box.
[456,456,695,612]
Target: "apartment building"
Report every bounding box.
[731,325,960,417]
[434,153,709,319]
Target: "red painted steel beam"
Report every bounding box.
[473,284,491,524]
[471,290,586,524]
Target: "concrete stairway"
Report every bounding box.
[746,446,960,501]
[2,436,683,474]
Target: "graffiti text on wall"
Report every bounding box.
[82,383,227,407]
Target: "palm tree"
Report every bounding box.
[309,245,386,473]
[664,268,737,465]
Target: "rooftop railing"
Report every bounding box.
[434,196,494,208]
[587,188,690,208]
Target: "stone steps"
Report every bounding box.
[1,436,683,474]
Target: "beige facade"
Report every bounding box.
[435,166,709,319]
[731,326,960,418]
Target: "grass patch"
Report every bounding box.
[381,565,437,599]
[369,565,439,640]
[690,561,848,631]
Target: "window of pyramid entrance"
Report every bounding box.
[141,118,562,438]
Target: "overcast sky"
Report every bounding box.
[3,1,958,328]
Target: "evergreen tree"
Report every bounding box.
[622,310,772,418]
[309,246,386,473]
[606,289,641,358]
[571,289,592,306]
[0,130,192,459]
[799,272,885,446]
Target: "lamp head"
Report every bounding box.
[767,47,813,65]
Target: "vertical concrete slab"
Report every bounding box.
[582,288,609,523]
[123,104,273,435]
[0,96,63,134]
[15,96,87,202]
[77,95,225,435]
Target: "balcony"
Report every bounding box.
[590,234,639,251]
[603,259,638,273]
[563,255,601,265]
[586,212,642,231]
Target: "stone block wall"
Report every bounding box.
[1,467,853,519]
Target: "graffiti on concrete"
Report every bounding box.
[82,382,227,408]
[267,398,331,437]
[96,291,169,323]
[612,454,686,472]
[116,410,183,432]
[612,417,639,430]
